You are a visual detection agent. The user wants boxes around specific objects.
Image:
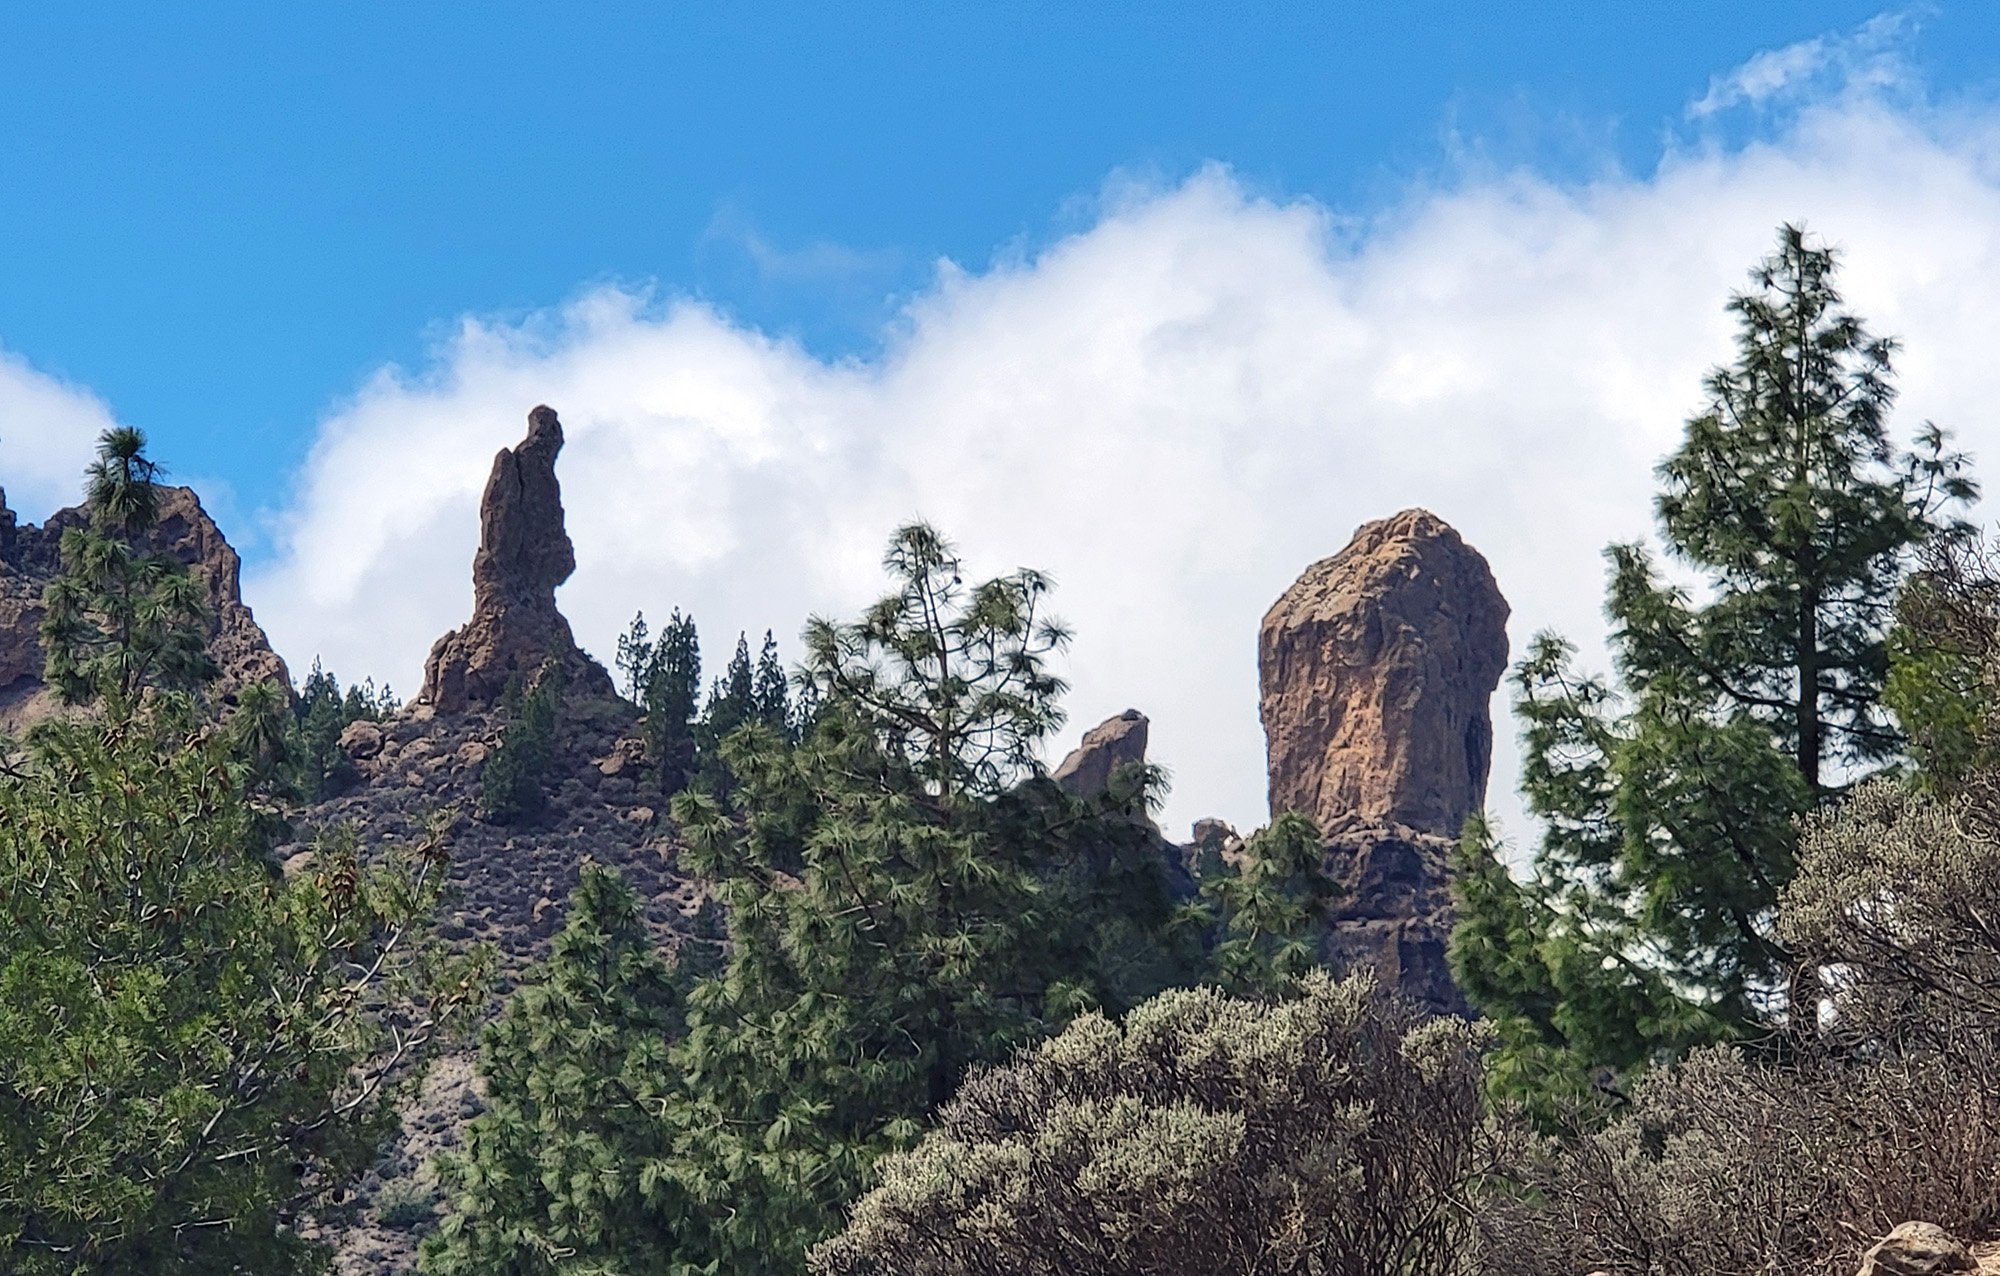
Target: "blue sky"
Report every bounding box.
[9,6,2000,838]
[0,1,1956,514]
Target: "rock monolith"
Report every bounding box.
[1258,509,1509,1015]
[421,405,614,713]
[1259,508,1509,839]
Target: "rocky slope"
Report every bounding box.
[277,408,701,1273]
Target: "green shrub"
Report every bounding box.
[811,970,1495,1276]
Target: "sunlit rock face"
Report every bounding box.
[1260,509,1509,1015]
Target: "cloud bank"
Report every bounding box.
[213,29,2000,842]
[0,348,119,522]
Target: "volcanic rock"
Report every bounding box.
[0,483,290,731]
[420,405,615,714]
[1316,824,1470,1015]
[1258,510,1508,1016]
[1052,709,1150,796]
[1260,508,1508,839]
[1858,1223,1977,1275]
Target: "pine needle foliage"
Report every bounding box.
[616,610,703,799]
[284,659,397,801]
[39,427,217,707]
[422,866,695,1276]
[1453,224,1977,1103]
[654,522,1190,1273]
[1199,812,1338,997]
[0,696,475,1274]
[478,664,564,825]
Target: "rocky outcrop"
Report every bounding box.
[1052,709,1149,796]
[1857,1223,1978,1275]
[0,482,290,730]
[1316,825,1468,1015]
[420,406,614,714]
[1259,510,1508,1016]
[1259,508,1508,839]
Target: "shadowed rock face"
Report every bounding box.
[1052,709,1149,796]
[0,483,289,731]
[421,405,614,713]
[1258,509,1510,1016]
[1259,508,1510,840]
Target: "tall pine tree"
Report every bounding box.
[39,428,216,706]
[1452,224,1977,1101]
[422,866,694,1276]
[652,522,1191,1273]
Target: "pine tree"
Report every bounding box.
[1,434,475,1271]
[1200,812,1339,996]
[693,634,757,795]
[708,634,755,738]
[1453,224,1978,1099]
[655,522,1190,1273]
[630,610,701,798]
[615,611,653,704]
[283,657,396,801]
[39,427,217,706]
[423,866,691,1276]
[753,630,790,734]
[478,664,564,825]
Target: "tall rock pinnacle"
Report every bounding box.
[421,406,614,713]
[1259,508,1510,838]
[1257,508,1509,1015]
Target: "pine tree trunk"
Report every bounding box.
[1797,586,1820,791]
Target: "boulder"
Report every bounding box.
[1052,709,1149,796]
[339,719,386,760]
[1858,1223,1977,1275]
[420,406,615,713]
[1189,818,1239,850]
[1259,508,1508,838]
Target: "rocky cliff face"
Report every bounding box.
[0,483,290,731]
[421,405,615,714]
[1260,508,1509,839]
[1259,509,1509,1014]
[1052,709,1150,796]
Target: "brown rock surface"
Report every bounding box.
[1256,509,1508,1016]
[1259,508,1508,839]
[420,405,614,714]
[1316,824,1470,1016]
[0,483,289,731]
[1052,709,1149,796]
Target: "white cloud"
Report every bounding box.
[0,347,119,523]
[1688,10,1917,119]
[230,44,2000,848]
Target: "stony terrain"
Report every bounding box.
[2,404,1529,1269]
